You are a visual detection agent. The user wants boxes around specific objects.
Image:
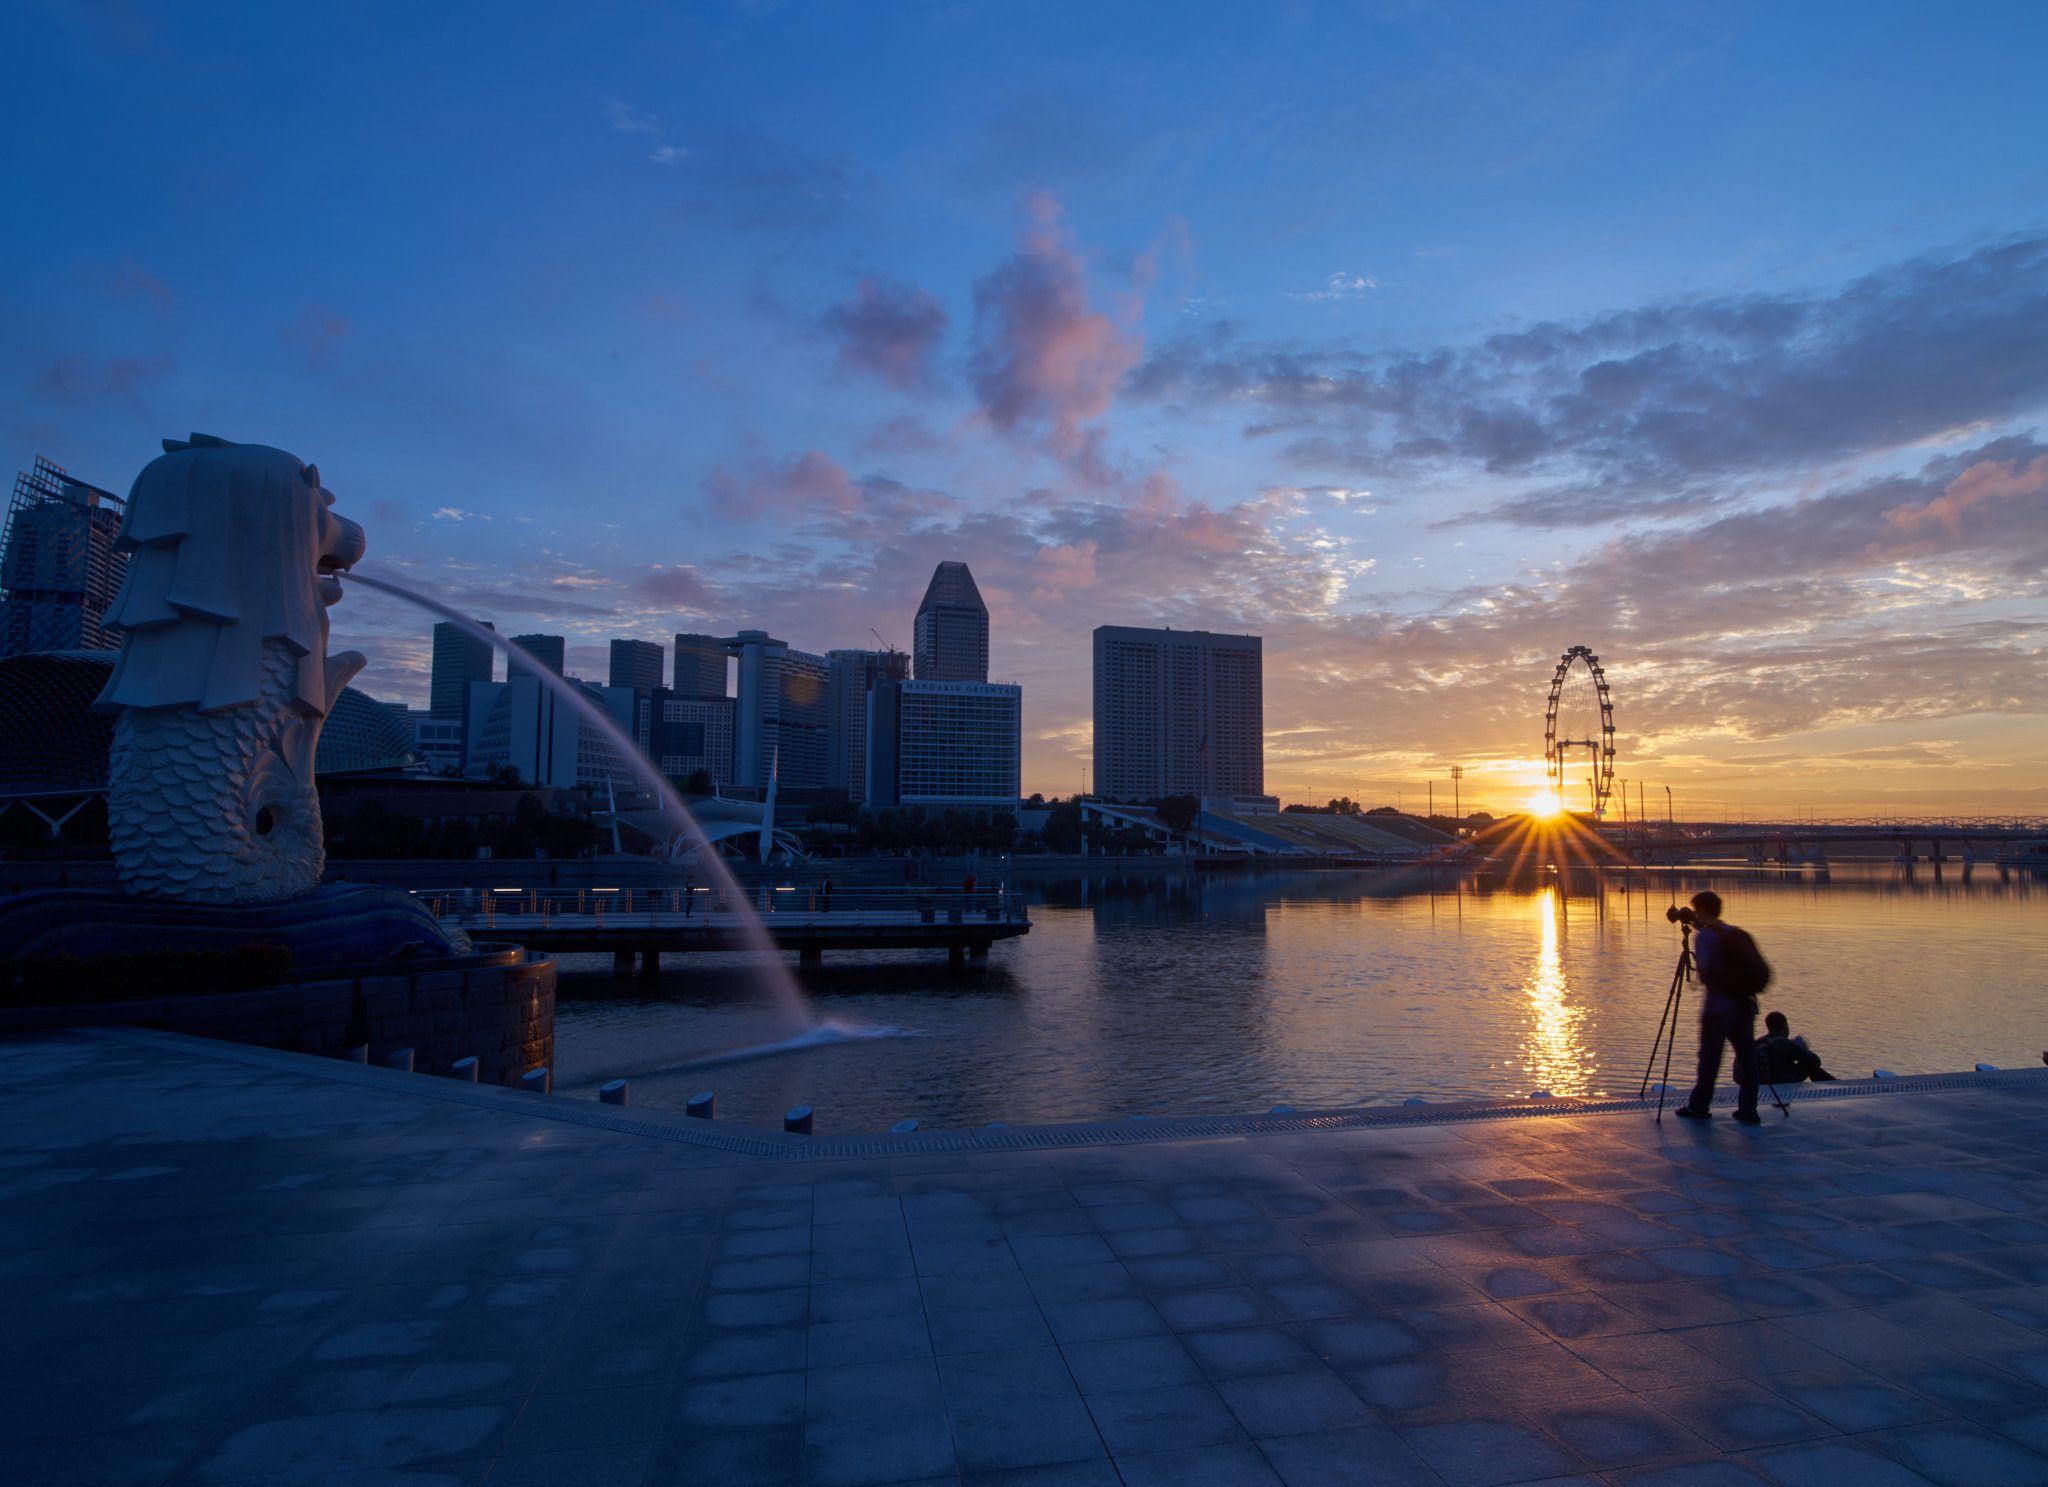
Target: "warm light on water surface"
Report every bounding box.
[552,864,2045,1133]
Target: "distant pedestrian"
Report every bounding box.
[821,877,833,912]
[1757,1012,1835,1084]
[1675,890,1770,1125]
[683,874,696,916]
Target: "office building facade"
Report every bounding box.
[867,680,1021,810]
[508,633,565,680]
[0,456,128,657]
[466,676,633,791]
[672,632,728,699]
[827,647,909,803]
[727,631,830,789]
[654,696,735,785]
[913,561,988,683]
[430,621,494,718]
[608,638,664,690]
[1093,626,1262,801]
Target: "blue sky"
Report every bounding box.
[6,0,2047,812]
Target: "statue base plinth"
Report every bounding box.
[0,883,460,965]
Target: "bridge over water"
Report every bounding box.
[423,885,1030,974]
[1590,817,2048,864]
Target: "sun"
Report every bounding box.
[1526,789,1564,818]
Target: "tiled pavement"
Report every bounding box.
[5,1030,2048,1486]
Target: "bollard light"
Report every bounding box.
[600,1079,629,1106]
[522,1067,553,1095]
[342,1044,368,1064]
[686,1092,715,1119]
[450,1057,478,1082]
[385,1047,415,1074]
[783,1105,814,1135]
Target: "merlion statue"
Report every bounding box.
[92,434,367,903]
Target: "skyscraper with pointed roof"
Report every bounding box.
[913,561,988,683]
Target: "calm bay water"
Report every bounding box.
[550,865,2044,1134]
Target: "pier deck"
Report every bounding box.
[428,886,1031,964]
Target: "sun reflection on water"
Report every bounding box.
[1521,887,1594,1096]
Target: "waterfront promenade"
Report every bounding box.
[5,1029,2048,1486]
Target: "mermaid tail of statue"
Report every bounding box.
[107,639,364,902]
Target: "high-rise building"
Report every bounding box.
[0,456,128,657]
[827,647,910,803]
[608,638,664,690]
[913,561,988,683]
[653,696,735,786]
[508,634,565,680]
[672,632,728,699]
[430,620,494,719]
[726,631,830,789]
[1093,626,1263,801]
[466,675,633,790]
[867,680,1021,810]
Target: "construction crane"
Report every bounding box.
[871,628,901,654]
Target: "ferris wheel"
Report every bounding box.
[1543,645,1616,816]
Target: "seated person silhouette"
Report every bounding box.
[1756,1011,1836,1084]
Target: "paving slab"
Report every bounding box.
[3,1025,2048,1485]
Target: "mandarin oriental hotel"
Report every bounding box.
[866,679,1021,811]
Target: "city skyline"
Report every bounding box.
[5,5,2046,814]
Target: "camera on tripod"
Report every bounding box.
[1665,905,1696,926]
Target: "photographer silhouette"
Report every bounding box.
[1673,890,1770,1124]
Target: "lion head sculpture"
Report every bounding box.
[94,435,369,903]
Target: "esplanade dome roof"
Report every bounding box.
[0,650,419,794]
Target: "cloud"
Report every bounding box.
[445,586,618,619]
[606,99,661,135]
[823,278,948,390]
[677,130,877,231]
[969,192,1145,469]
[705,449,863,521]
[636,566,722,611]
[84,259,174,317]
[282,303,350,368]
[1132,235,2048,521]
[44,352,172,399]
[1287,272,1379,302]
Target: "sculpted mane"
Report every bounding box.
[95,437,366,716]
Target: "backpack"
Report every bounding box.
[1711,923,1772,1001]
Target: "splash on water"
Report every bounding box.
[649,1018,924,1071]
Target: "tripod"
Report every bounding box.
[1639,922,1791,1122]
[1639,924,1692,1123]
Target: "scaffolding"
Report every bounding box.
[0,456,128,657]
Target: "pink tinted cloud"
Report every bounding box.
[970,191,1144,466]
[45,352,172,399]
[1887,453,2048,538]
[825,277,949,389]
[637,566,723,610]
[283,304,351,367]
[85,259,175,317]
[705,449,863,520]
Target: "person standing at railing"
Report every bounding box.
[822,877,833,913]
[683,875,696,916]
[963,872,978,915]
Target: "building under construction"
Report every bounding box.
[0,456,128,657]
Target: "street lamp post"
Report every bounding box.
[1665,785,1674,824]
[1450,764,1463,824]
